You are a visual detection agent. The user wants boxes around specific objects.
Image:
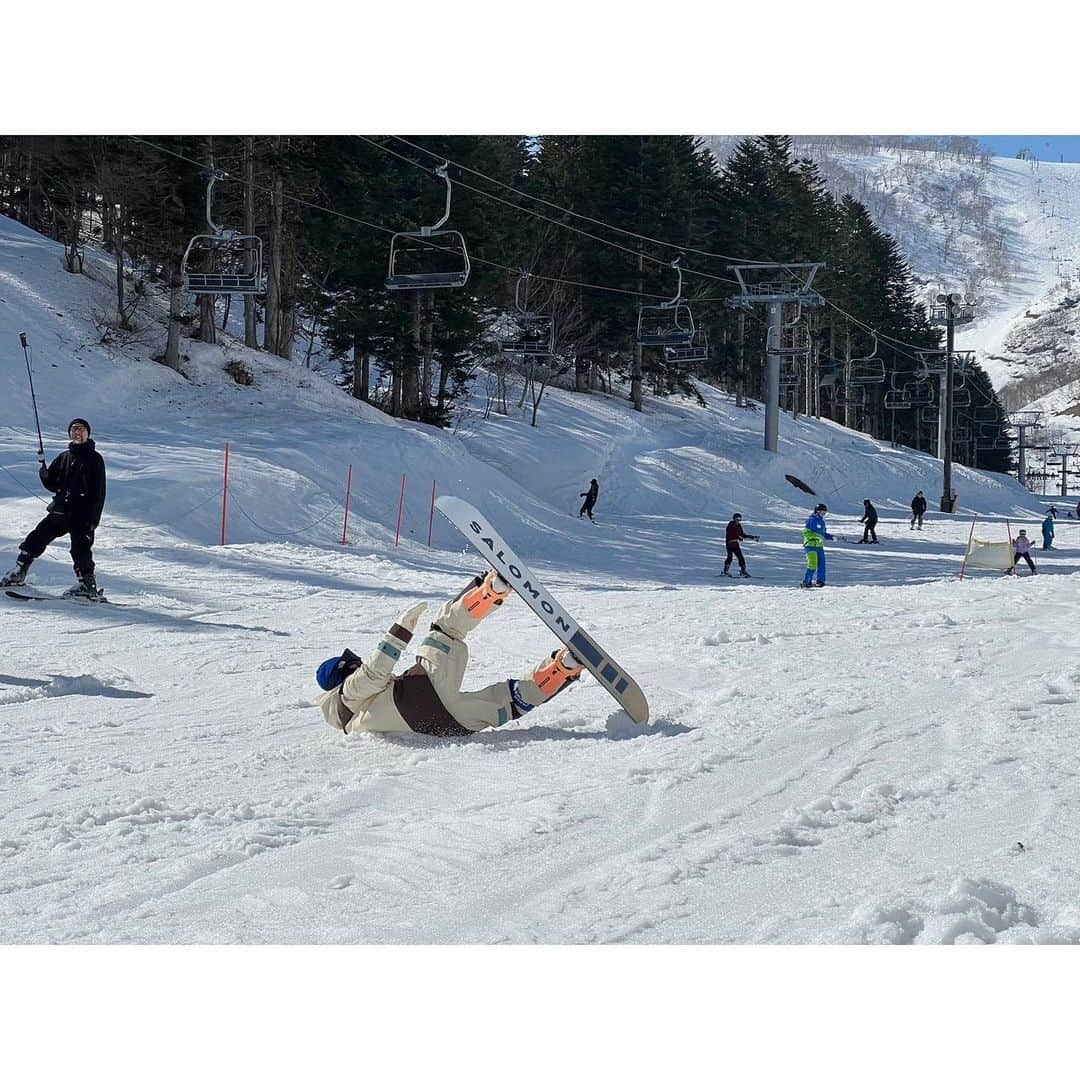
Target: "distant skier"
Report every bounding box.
[801,503,834,588]
[1011,530,1037,575]
[0,418,106,598]
[858,499,879,544]
[910,490,927,530]
[578,478,599,521]
[1042,513,1055,549]
[315,570,585,737]
[723,513,759,577]
[1049,505,1058,519]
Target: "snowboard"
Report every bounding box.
[436,495,649,724]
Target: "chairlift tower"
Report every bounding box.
[728,263,824,452]
[929,293,978,511]
[1057,444,1080,497]
[1010,411,1044,487]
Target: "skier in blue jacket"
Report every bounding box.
[801,503,834,588]
[1042,513,1055,550]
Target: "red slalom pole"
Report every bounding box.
[220,442,230,546]
[340,464,353,545]
[394,473,407,547]
[428,479,436,546]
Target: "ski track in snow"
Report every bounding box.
[3,212,1080,944]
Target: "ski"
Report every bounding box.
[437,496,649,724]
[5,589,116,606]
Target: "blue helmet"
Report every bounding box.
[316,648,361,691]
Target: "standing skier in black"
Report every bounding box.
[723,513,759,577]
[858,499,879,543]
[910,490,927,530]
[579,478,599,521]
[0,418,107,598]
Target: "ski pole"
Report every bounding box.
[340,464,353,545]
[19,333,45,464]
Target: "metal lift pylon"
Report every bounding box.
[727,263,824,452]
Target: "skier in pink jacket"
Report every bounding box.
[1011,530,1037,575]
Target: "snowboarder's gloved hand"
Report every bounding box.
[38,463,48,483]
[365,602,429,680]
[390,602,428,645]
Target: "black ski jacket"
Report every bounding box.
[39,439,107,527]
[911,495,927,515]
[860,504,878,526]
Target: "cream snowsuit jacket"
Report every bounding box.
[318,589,550,736]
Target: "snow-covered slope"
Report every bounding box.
[809,147,1080,392]
[3,212,1079,946]
[705,138,1080,419]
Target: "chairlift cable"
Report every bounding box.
[130,136,998,372]
[384,136,987,366]
[355,135,740,286]
[368,137,957,359]
[129,137,672,302]
[385,134,779,267]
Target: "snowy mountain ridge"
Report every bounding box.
[704,136,1080,432]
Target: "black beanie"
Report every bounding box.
[68,418,91,437]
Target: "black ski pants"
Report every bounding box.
[860,523,878,542]
[579,498,596,520]
[724,541,746,572]
[20,512,96,578]
[1013,551,1036,574]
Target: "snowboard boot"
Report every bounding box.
[63,572,103,601]
[534,647,585,702]
[814,581,827,588]
[721,569,732,577]
[0,556,32,588]
[800,580,813,589]
[458,568,511,621]
[739,570,751,578]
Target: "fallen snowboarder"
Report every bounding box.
[316,570,585,737]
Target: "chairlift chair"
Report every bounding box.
[834,385,867,407]
[181,168,264,296]
[916,350,948,377]
[503,271,555,356]
[883,388,912,410]
[818,360,842,389]
[636,259,694,347]
[929,295,978,325]
[907,381,935,407]
[778,355,802,387]
[386,164,471,291]
[664,329,709,364]
[766,321,811,356]
[847,332,886,385]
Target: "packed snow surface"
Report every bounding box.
[2,212,1079,944]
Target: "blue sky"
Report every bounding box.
[975,136,1080,162]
